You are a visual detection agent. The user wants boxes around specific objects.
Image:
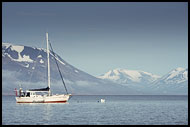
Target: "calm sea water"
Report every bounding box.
[2,95,188,125]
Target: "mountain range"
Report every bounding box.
[2,42,188,95]
[2,42,134,95]
[98,67,188,94]
[98,68,161,84]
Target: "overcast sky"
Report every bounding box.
[2,2,188,76]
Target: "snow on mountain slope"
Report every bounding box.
[164,67,187,84]
[148,67,188,95]
[2,42,136,95]
[98,67,188,95]
[2,42,98,82]
[153,67,188,85]
[2,42,188,95]
[2,42,33,62]
[98,68,161,84]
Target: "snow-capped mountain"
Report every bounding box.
[98,67,188,95]
[2,42,135,95]
[2,42,188,95]
[2,42,97,82]
[150,67,188,95]
[98,68,161,85]
[153,67,188,85]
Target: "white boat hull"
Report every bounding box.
[16,94,70,103]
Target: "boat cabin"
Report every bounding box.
[18,88,48,97]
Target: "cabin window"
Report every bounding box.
[26,92,30,97]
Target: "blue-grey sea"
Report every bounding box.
[2,95,188,125]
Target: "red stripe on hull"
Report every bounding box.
[17,101,67,103]
[44,101,67,103]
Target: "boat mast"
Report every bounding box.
[46,32,51,96]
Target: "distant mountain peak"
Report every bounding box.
[98,68,161,84]
[3,42,142,95]
[2,42,12,47]
[153,67,188,85]
[171,67,185,73]
[2,42,188,95]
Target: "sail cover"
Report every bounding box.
[29,87,50,91]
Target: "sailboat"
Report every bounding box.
[15,33,71,103]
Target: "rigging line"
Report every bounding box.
[49,41,69,94]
